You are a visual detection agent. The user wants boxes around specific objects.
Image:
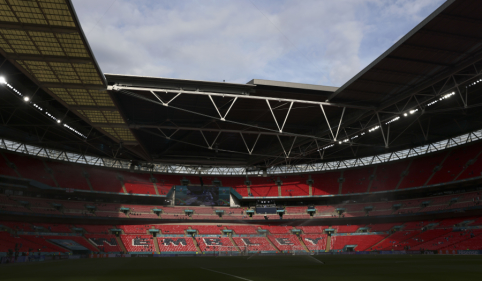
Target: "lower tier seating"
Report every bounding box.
[86,234,122,252]
[268,234,304,251]
[121,235,155,253]
[196,237,235,252]
[233,237,276,252]
[158,237,197,252]
[330,234,388,251]
[301,234,327,251]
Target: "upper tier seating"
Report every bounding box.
[5,153,55,186]
[268,234,304,251]
[371,160,410,192]
[428,144,480,185]
[233,237,276,252]
[249,177,279,197]
[196,237,234,252]
[398,152,447,189]
[84,167,123,193]
[158,237,197,252]
[331,234,387,251]
[301,234,328,251]
[121,235,155,253]
[45,161,90,190]
[120,172,156,195]
[312,171,340,195]
[279,175,310,197]
[3,141,482,200]
[0,153,18,177]
[342,167,375,194]
[86,234,122,252]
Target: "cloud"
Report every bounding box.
[72,0,444,87]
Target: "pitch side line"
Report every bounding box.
[199,267,253,281]
[307,255,324,264]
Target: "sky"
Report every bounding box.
[72,0,445,87]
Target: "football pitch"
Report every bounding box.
[2,255,482,281]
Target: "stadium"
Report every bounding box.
[1,0,482,280]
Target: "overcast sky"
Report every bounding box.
[72,0,445,87]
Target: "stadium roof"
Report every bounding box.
[2,0,482,170]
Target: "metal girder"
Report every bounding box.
[6,54,92,64]
[386,55,452,67]
[128,124,313,137]
[115,89,331,141]
[109,85,375,110]
[69,106,118,111]
[0,21,78,34]
[43,83,106,90]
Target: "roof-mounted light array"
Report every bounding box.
[0,76,87,139]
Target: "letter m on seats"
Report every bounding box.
[163,238,186,246]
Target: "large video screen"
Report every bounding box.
[174,186,230,206]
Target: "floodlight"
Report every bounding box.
[0,77,6,84]
[23,96,29,102]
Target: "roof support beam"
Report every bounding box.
[43,83,106,90]
[386,55,451,67]
[69,106,118,111]
[6,54,92,64]
[0,21,78,34]
[110,85,375,110]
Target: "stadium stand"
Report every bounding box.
[342,167,374,194]
[86,234,122,252]
[158,225,188,234]
[268,234,304,251]
[370,160,410,192]
[83,167,123,193]
[280,176,310,197]
[4,153,55,186]
[46,161,90,190]
[0,154,18,178]
[331,234,388,251]
[233,237,276,252]
[226,225,258,234]
[121,235,156,253]
[120,172,157,195]
[191,225,223,234]
[196,237,235,252]
[120,225,153,234]
[249,178,279,197]
[428,145,479,185]
[398,152,447,189]
[261,226,292,234]
[301,234,328,251]
[311,171,340,195]
[158,237,197,253]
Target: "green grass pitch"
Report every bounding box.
[2,255,482,281]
